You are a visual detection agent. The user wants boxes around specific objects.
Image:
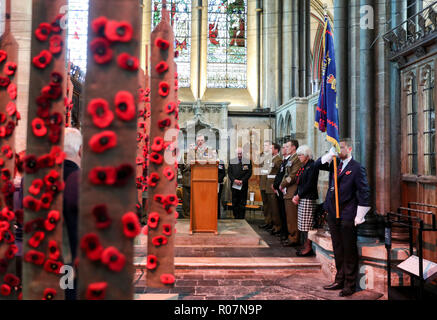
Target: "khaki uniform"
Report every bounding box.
[265,154,283,231]
[258,153,271,225]
[280,152,302,242]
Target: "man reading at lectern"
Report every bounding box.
[228,147,252,219]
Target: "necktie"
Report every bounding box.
[338,161,343,175]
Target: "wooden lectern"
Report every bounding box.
[190,161,219,234]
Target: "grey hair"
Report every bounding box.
[296,145,313,159]
[64,127,83,158]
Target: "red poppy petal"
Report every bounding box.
[147,255,158,270]
[89,131,117,153]
[158,81,170,97]
[117,53,139,71]
[155,38,170,50]
[43,288,56,300]
[24,250,45,265]
[90,37,113,64]
[155,61,169,74]
[87,98,114,128]
[86,282,107,300]
[147,212,160,229]
[121,212,141,238]
[32,50,52,69]
[160,273,175,285]
[105,20,133,42]
[114,91,136,121]
[92,205,112,229]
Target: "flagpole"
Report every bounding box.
[333,156,340,219]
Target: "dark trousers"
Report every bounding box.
[327,218,359,291]
[231,187,248,219]
[182,186,191,218]
[218,184,223,219]
[277,191,288,236]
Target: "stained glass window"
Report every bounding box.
[152,0,192,87]
[67,0,89,72]
[207,0,247,88]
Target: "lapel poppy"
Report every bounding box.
[31,118,47,137]
[43,288,56,300]
[155,38,170,50]
[91,16,108,36]
[160,274,175,285]
[158,118,171,128]
[151,137,164,152]
[0,76,10,87]
[86,282,107,300]
[23,250,45,265]
[148,173,160,187]
[158,81,170,97]
[5,244,18,260]
[163,167,175,181]
[0,50,7,63]
[346,171,352,175]
[29,179,44,196]
[114,164,134,186]
[155,61,169,74]
[4,62,17,76]
[35,23,52,41]
[147,212,160,229]
[114,91,136,121]
[44,210,60,232]
[90,37,113,64]
[37,154,55,169]
[92,205,112,229]
[146,255,157,270]
[48,240,60,260]
[150,152,163,165]
[89,131,117,153]
[162,224,172,236]
[152,235,168,247]
[87,98,114,128]
[23,196,41,212]
[0,284,11,296]
[101,247,126,272]
[117,53,139,71]
[43,259,62,274]
[4,274,20,287]
[121,211,140,238]
[51,14,65,34]
[7,83,17,100]
[49,35,63,55]
[28,231,45,248]
[105,20,133,42]
[80,233,104,261]
[32,50,52,69]
[89,167,117,185]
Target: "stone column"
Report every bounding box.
[335,0,349,138]
[291,0,299,97]
[305,0,311,96]
[298,0,305,97]
[282,0,292,101]
[262,0,278,108]
[277,0,283,106]
[256,0,262,107]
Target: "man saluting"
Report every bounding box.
[315,137,371,297]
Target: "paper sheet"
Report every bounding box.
[232,182,242,190]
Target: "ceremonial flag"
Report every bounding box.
[315,17,340,152]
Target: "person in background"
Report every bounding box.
[259,141,272,229]
[63,127,82,300]
[217,157,226,219]
[13,150,26,278]
[264,143,282,233]
[228,147,252,219]
[292,145,319,257]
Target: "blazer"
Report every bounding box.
[273,156,289,191]
[280,153,302,199]
[259,153,268,191]
[294,159,319,200]
[265,154,283,194]
[228,158,252,190]
[314,157,370,221]
[218,160,226,184]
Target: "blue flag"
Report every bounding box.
[315,17,340,152]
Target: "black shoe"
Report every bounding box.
[339,289,355,297]
[296,249,315,257]
[323,282,344,290]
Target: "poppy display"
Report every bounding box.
[92,205,112,229]
[160,274,175,285]
[29,179,43,196]
[147,212,160,230]
[44,170,60,188]
[23,250,45,265]
[114,164,134,186]
[23,196,41,212]
[152,235,168,247]
[50,146,66,164]
[121,212,141,238]
[23,155,39,174]
[158,81,170,97]
[105,20,133,42]
[165,102,176,114]
[43,288,56,300]
[49,35,63,55]
[41,84,62,101]
[151,137,164,152]
[37,154,55,169]
[148,173,160,188]
[92,16,108,36]
[48,240,60,260]
[7,83,17,100]
[32,50,52,69]
[43,259,62,274]
[155,61,169,74]
[4,273,20,287]
[35,22,52,41]
[0,50,7,63]
[101,247,126,272]
[117,53,139,71]
[0,76,10,87]
[89,131,117,153]
[28,231,45,248]
[86,282,107,300]
[88,166,117,185]
[80,233,104,261]
[44,210,60,232]
[5,244,18,260]
[146,255,157,270]
[163,167,175,181]
[149,152,163,165]
[4,62,17,76]
[114,91,136,121]
[87,98,114,128]
[165,194,178,206]
[31,118,47,137]
[90,37,113,65]
[154,194,165,204]
[155,38,170,50]
[48,124,62,144]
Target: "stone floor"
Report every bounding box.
[134,212,384,300]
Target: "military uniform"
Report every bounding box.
[265,154,283,232]
[259,152,271,226]
[280,152,302,243]
[218,160,226,219]
[228,158,252,219]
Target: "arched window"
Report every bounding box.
[152,0,192,87]
[67,0,89,72]
[207,0,247,88]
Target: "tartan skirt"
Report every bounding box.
[298,198,317,232]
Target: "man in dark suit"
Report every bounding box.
[315,138,371,297]
[228,147,252,219]
[217,159,226,219]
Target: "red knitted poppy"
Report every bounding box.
[50,146,66,164]
[86,282,107,300]
[49,35,63,55]
[35,22,52,41]
[89,167,117,185]
[32,50,52,69]
[151,137,164,152]
[28,231,45,249]
[152,235,168,247]
[147,255,158,270]
[23,196,41,212]
[147,212,160,229]
[48,240,60,260]
[0,50,7,63]
[24,250,45,265]
[41,84,62,100]
[43,288,56,300]
[89,131,117,153]
[163,167,175,181]
[0,76,10,87]
[90,37,113,64]
[44,210,60,232]
[165,102,177,114]
[158,81,170,97]
[4,62,17,76]
[51,14,64,34]
[149,152,163,165]
[105,20,133,42]
[87,98,114,128]
[148,173,160,187]
[0,284,11,296]
[92,204,112,229]
[101,247,126,272]
[155,61,169,74]
[165,194,178,206]
[117,53,139,71]
[155,38,170,50]
[37,154,55,169]
[4,273,20,287]
[5,244,18,260]
[160,274,175,285]
[121,212,141,238]
[92,16,108,36]
[114,91,136,121]
[31,118,47,137]
[80,233,104,261]
[43,259,62,274]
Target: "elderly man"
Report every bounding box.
[265,143,283,233]
[315,138,371,297]
[228,147,252,219]
[259,141,272,229]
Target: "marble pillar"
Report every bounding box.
[282,0,292,102]
[291,0,299,98]
[262,0,278,109]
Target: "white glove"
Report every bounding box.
[321,147,338,164]
[354,206,371,226]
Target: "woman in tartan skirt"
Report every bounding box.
[292,145,319,257]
